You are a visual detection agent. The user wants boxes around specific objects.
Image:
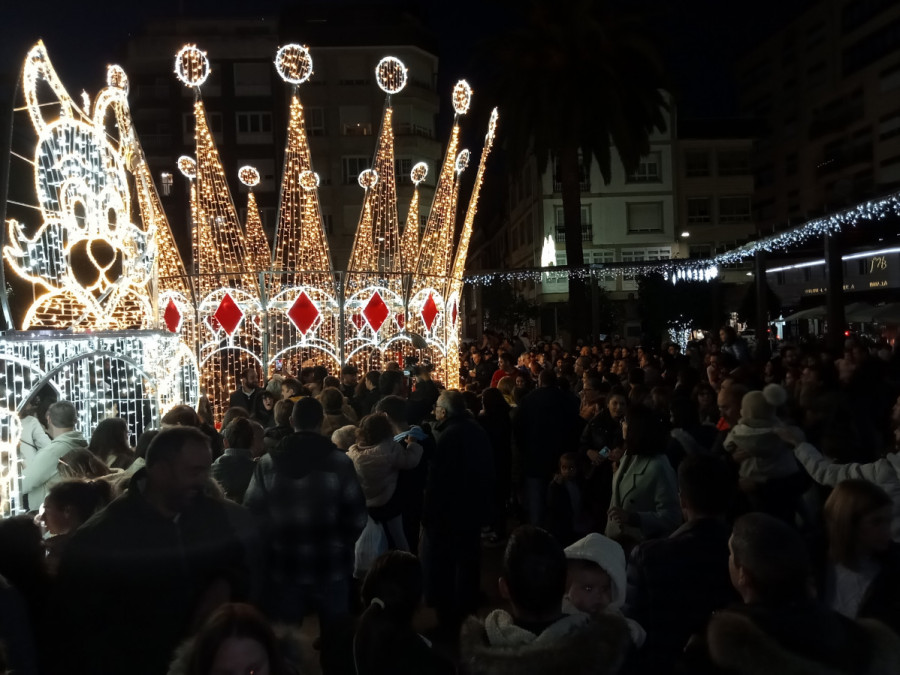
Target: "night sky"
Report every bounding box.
[1,0,815,118]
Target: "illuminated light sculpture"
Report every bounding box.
[239,166,272,274]
[0,43,199,512]
[3,40,499,441]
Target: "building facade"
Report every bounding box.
[123,12,442,270]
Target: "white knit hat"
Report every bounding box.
[739,383,788,428]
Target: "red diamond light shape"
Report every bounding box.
[214,292,244,336]
[395,313,405,329]
[451,300,458,327]
[351,313,365,331]
[163,298,182,333]
[363,291,390,333]
[206,315,221,333]
[421,292,439,331]
[287,291,320,335]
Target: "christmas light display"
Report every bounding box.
[238,166,272,274]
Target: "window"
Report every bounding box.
[687,197,712,224]
[419,214,428,230]
[717,150,751,176]
[685,151,710,177]
[183,112,222,143]
[236,112,273,144]
[233,63,270,96]
[719,196,752,223]
[342,156,369,184]
[307,107,325,136]
[626,202,664,233]
[627,152,662,183]
[689,245,712,258]
[880,112,900,141]
[554,206,592,243]
[621,247,670,283]
[395,158,414,185]
[340,105,372,136]
[881,63,900,93]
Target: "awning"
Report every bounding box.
[844,302,876,322]
[783,306,826,321]
[872,303,900,324]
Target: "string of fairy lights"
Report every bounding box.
[464,191,900,287]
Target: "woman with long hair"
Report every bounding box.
[821,479,900,634]
[88,417,134,470]
[606,405,680,549]
[168,602,303,675]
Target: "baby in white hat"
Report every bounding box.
[723,384,799,486]
[563,533,646,647]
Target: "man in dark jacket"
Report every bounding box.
[55,426,247,675]
[243,397,366,628]
[625,454,738,674]
[229,366,261,411]
[421,390,494,633]
[514,369,582,526]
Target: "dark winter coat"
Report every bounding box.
[423,413,494,533]
[55,471,247,675]
[703,604,900,675]
[514,386,582,479]
[625,518,737,674]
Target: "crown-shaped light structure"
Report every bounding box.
[1,41,497,428]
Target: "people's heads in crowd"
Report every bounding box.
[360,550,424,627]
[498,352,515,371]
[677,454,736,518]
[374,395,408,430]
[717,384,748,427]
[58,448,111,480]
[259,390,277,412]
[379,369,404,398]
[537,369,557,388]
[88,417,131,456]
[135,429,160,460]
[331,425,357,451]
[729,512,811,605]
[319,387,345,415]
[341,363,359,388]
[824,479,893,567]
[497,376,516,404]
[161,404,202,428]
[719,325,737,345]
[435,390,466,421]
[240,367,259,390]
[145,426,213,515]
[291,396,324,433]
[46,400,77,436]
[623,405,667,456]
[221,406,250,431]
[500,525,568,620]
[356,413,395,447]
[607,386,627,419]
[280,377,304,400]
[184,603,285,675]
[323,375,341,390]
[0,515,47,590]
[564,533,625,616]
[558,451,579,482]
[738,384,788,427]
[481,387,510,417]
[222,418,255,450]
[273,399,294,428]
[41,479,113,536]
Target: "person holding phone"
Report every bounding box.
[579,385,627,532]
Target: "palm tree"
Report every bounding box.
[484,0,669,339]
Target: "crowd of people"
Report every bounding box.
[3,324,900,674]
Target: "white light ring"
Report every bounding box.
[455,149,471,175]
[174,45,210,88]
[375,56,408,94]
[358,169,379,189]
[452,80,472,115]
[177,155,197,179]
[238,165,260,187]
[275,44,313,84]
[299,170,320,191]
[410,161,428,185]
[106,65,129,94]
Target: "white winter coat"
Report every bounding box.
[794,442,900,541]
[17,415,51,467]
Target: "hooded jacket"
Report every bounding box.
[347,438,422,508]
[564,534,646,647]
[724,423,799,482]
[459,609,628,675]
